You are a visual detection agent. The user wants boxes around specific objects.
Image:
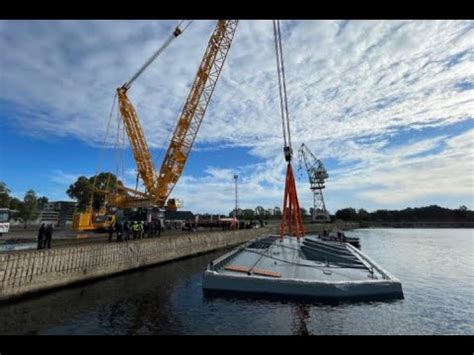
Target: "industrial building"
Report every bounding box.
[40,201,77,227]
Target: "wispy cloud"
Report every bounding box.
[1,20,473,212]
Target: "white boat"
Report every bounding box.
[319,229,360,248]
[203,235,403,300]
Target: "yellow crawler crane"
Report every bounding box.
[73,20,239,231]
[72,183,117,231]
[109,20,238,210]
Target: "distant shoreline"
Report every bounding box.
[357,221,474,228]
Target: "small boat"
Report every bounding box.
[203,235,403,300]
[319,229,360,248]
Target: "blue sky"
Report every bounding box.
[0,20,473,214]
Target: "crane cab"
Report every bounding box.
[72,207,116,231]
[166,199,183,211]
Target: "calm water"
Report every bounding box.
[0,228,473,335]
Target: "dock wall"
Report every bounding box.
[0,222,358,301]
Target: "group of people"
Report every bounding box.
[37,223,54,250]
[108,220,162,242]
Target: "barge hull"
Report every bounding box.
[202,235,403,300]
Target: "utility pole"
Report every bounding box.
[233,174,239,219]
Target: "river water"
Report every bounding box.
[0,228,472,335]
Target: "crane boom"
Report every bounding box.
[122,21,192,90]
[116,20,238,209]
[117,89,157,198]
[156,20,238,206]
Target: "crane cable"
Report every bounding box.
[121,116,126,184]
[122,20,193,90]
[273,20,292,159]
[89,92,118,208]
[104,106,122,200]
[113,106,123,182]
[118,20,193,190]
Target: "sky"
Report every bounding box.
[0,20,473,214]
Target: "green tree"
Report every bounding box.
[19,190,39,228]
[265,208,273,219]
[335,207,358,221]
[255,206,265,217]
[37,196,49,210]
[67,172,118,211]
[0,182,11,208]
[229,208,243,218]
[455,205,469,220]
[67,176,92,211]
[300,208,307,217]
[9,197,22,211]
[241,209,255,220]
[357,208,370,221]
[273,206,282,217]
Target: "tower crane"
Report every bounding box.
[298,143,330,222]
[73,20,239,230]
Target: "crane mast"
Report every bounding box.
[114,20,238,209]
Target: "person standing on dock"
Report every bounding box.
[156,220,161,238]
[132,221,139,240]
[116,221,123,242]
[150,220,156,237]
[139,221,145,239]
[147,221,154,238]
[108,223,115,242]
[37,223,46,250]
[143,221,148,238]
[44,224,53,249]
[131,221,136,239]
[123,221,130,242]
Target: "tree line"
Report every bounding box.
[228,205,474,223]
[334,205,473,222]
[4,171,473,227]
[0,182,49,227]
[228,206,314,220]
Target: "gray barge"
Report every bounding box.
[203,235,403,300]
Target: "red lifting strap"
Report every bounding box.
[280,163,305,241]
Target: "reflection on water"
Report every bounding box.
[0,229,472,335]
[292,304,311,335]
[0,243,36,252]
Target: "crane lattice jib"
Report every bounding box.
[298,143,328,190]
[117,89,157,198]
[155,20,239,206]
